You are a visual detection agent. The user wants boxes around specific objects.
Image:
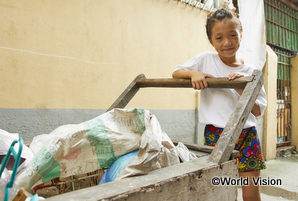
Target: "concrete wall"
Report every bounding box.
[291,55,298,148]
[0,0,213,144]
[262,46,278,160]
[0,0,212,110]
[0,0,276,160]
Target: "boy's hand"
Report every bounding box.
[191,71,214,90]
[228,72,244,95]
[228,72,244,80]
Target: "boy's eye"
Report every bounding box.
[216,37,222,40]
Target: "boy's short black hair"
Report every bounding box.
[206,8,242,40]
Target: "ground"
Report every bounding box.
[237,154,298,201]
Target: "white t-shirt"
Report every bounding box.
[174,52,267,128]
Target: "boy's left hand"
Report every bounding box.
[228,72,244,95]
[228,72,244,80]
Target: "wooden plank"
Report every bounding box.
[208,70,264,165]
[136,76,253,89]
[279,0,298,11]
[286,108,290,138]
[106,74,146,112]
[278,108,281,138]
[281,108,285,138]
[12,187,28,201]
[172,141,240,159]
[276,141,291,147]
[107,75,252,112]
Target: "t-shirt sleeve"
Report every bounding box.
[173,52,208,72]
[256,85,267,118]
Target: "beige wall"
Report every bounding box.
[0,0,214,110]
[0,0,278,158]
[291,55,298,148]
[262,46,278,160]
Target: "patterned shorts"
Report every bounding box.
[204,125,267,172]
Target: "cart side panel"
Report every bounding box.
[45,157,238,201]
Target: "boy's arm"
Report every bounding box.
[172,69,214,90]
[234,89,261,117]
[251,102,261,117]
[229,73,262,117]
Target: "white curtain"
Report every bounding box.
[237,0,267,70]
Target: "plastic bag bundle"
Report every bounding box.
[0,168,40,201]
[0,168,19,201]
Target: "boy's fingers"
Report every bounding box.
[203,80,208,88]
[192,81,199,90]
[199,82,205,90]
[192,82,196,89]
[205,73,214,78]
[229,73,243,80]
[192,81,206,90]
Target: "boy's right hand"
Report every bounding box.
[190,71,214,90]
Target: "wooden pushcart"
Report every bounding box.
[44,70,263,201]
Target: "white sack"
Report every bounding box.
[15,108,179,191]
[116,112,179,179]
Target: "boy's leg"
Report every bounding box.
[239,170,261,201]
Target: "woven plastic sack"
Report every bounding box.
[176,142,197,162]
[15,108,179,191]
[115,112,180,180]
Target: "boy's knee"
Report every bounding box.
[242,193,261,201]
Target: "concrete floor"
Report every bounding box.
[237,154,298,201]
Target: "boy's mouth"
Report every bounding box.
[223,47,234,52]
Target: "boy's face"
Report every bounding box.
[209,19,242,61]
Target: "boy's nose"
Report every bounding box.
[223,39,232,46]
